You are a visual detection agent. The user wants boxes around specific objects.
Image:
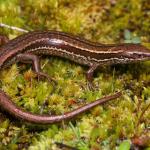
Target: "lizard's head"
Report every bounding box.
[121,44,150,62]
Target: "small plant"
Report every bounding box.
[124,29,141,44]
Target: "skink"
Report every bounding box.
[0,31,150,124]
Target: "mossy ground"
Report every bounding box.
[0,0,150,149]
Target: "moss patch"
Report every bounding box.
[0,0,150,149]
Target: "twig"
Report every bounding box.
[55,142,78,150]
[0,23,28,33]
[137,101,150,127]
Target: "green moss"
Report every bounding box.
[0,0,150,149]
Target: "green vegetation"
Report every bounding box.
[0,0,150,149]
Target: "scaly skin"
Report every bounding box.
[0,31,150,124]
